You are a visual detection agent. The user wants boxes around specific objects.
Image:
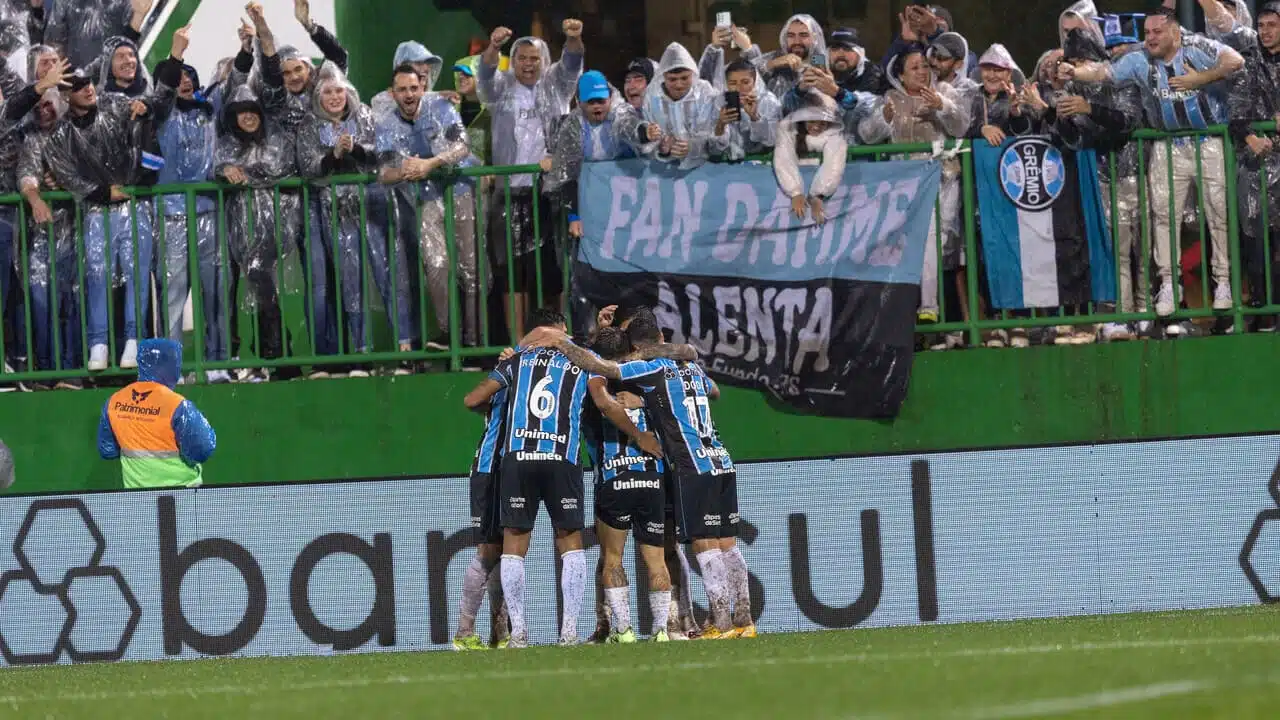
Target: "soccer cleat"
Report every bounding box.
[699,627,735,640]
[652,630,670,643]
[452,634,488,652]
[607,628,637,644]
[736,624,758,639]
[506,632,528,649]
[586,625,611,644]
[495,637,510,650]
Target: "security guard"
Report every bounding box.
[98,339,216,488]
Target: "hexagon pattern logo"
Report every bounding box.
[1239,460,1280,604]
[0,499,141,665]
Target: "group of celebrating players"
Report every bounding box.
[451,305,755,648]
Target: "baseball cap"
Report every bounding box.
[578,70,610,103]
[828,27,861,50]
[452,63,474,77]
[1097,13,1144,48]
[67,69,93,92]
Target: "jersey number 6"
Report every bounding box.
[531,375,557,420]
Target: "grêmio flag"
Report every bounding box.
[974,136,1116,309]
[575,158,941,419]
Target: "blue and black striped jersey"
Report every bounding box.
[491,348,591,465]
[584,384,665,482]
[470,385,508,475]
[618,358,733,476]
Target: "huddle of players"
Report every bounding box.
[452,305,756,648]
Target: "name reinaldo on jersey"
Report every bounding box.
[522,354,582,374]
[515,451,564,462]
[514,428,568,444]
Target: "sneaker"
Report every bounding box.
[452,634,488,652]
[425,340,450,352]
[1101,323,1134,342]
[207,370,233,384]
[1155,283,1176,317]
[88,344,109,372]
[983,329,1008,348]
[1052,325,1076,345]
[308,370,332,380]
[929,331,963,351]
[0,363,15,393]
[506,632,528,649]
[1165,320,1191,337]
[1213,282,1233,310]
[1258,316,1277,333]
[348,367,371,378]
[55,378,84,391]
[606,628,637,644]
[119,339,138,369]
[1070,327,1097,345]
[736,624,758,639]
[246,369,269,384]
[652,629,670,643]
[557,633,579,647]
[917,310,939,324]
[1009,328,1030,348]
[393,362,414,376]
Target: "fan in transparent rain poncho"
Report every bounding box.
[640,43,719,170]
[0,0,33,99]
[300,64,405,372]
[774,93,846,226]
[1227,1,1280,320]
[859,45,969,328]
[247,0,349,134]
[376,60,485,353]
[542,70,645,337]
[148,33,231,383]
[46,0,131,69]
[371,41,442,118]
[694,30,783,161]
[214,83,300,376]
[14,67,82,382]
[742,13,828,99]
[478,21,583,338]
[43,62,178,373]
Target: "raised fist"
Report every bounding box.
[562,19,583,38]
[490,27,513,49]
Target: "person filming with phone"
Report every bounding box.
[742,14,827,98]
[709,59,781,161]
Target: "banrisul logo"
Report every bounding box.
[999,137,1065,212]
[0,499,141,665]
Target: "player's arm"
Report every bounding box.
[588,377,663,458]
[464,378,503,411]
[635,343,698,361]
[706,378,721,401]
[555,338,624,380]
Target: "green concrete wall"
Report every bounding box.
[4,335,1278,495]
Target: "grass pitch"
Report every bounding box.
[1,606,1277,719]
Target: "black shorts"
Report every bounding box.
[469,471,503,544]
[670,470,739,543]
[594,471,665,547]
[500,459,584,531]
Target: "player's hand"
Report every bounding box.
[521,326,568,349]
[616,391,644,410]
[596,304,618,328]
[498,347,517,361]
[636,431,664,458]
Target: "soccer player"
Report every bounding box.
[524,313,755,639]
[464,309,662,647]
[453,345,514,651]
[584,327,673,643]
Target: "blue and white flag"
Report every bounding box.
[577,158,941,419]
[975,136,1116,309]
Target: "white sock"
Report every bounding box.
[560,550,587,641]
[696,549,731,631]
[457,555,492,636]
[649,590,671,636]
[604,586,631,633]
[500,555,526,639]
[675,545,695,624]
[722,546,752,626]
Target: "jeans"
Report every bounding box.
[161,212,229,361]
[85,203,154,347]
[27,219,81,371]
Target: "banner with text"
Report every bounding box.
[577,159,942,418]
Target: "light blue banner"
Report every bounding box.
[0,434,1276,666]
[578,158,942,284]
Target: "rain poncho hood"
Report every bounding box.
[643,42,719,169]
[1059,0,1107,49]
[977,44,1020,73]
[137,339,183,388]
[885,47,935,94]
[393,41,443,90]
[509,36,554,86]
[777,14,827,60]
[658,41,698,77]
[311,63,361,120]
[476,33,581,174]
[1062,28,1109,63]
[223,84,265,140]
[97,35,151,97]
[775,93,847,202]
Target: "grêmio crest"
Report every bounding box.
[999,137,1065,212]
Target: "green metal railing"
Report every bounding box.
[0,124,1274,386]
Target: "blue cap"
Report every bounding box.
[1098,13,1143,49]
[578,70,610,103]
[453,63,474,77]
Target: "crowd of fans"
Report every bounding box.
[0,0,1275,392]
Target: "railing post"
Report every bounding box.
[960,143,980,349]
[1223,130,1245,332]
[444,183,461,371]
